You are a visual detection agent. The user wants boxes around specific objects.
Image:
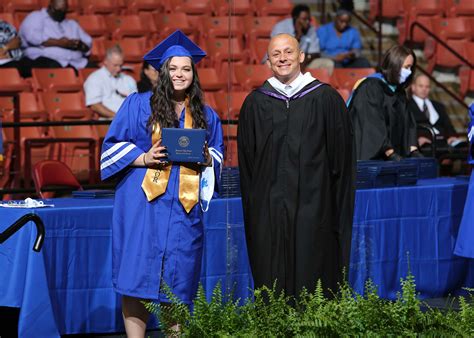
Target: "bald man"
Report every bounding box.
[19,0,92,72]
[238,34,355,298]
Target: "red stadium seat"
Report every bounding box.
[397,13,441,45]
[3,0,40,13]
[233,64,272,91]
[249,38,270,64]
[50,124,98,181]
[0,68,30,92]
[431,17,473,41]
[168,0,212,15]
[253,0,292,17]
[81,0,121,14]
[154,13,195,40]
[425,39,469,72]
[125,0,165,13]
[403,0,445,16]
[105,15,149,39]
[90,37,106,62]
[368,0,402,21]
[78,68,99,84]
[42,92,91,120]
[32,160,82,199]
[197,68,226,92]
[445,0,474,17]
[105,37,148,63]
[0,92,46,120]
[459,41,474,96]
[214,91,248,120]
[212,0,253,16]
[19,92,47,120]
[205,37,248,71]
[203,91,217,109]
[32,68,82,92]
[243,16,279,48]
[200,16,244,45]
[75,15,108,38]
[332,68,376,91]
[307,68,332,85]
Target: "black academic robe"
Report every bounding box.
[237,80,355,298]
[349,78,418,160]
[407,98,456,138]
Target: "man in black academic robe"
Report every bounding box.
[237,34,355,298]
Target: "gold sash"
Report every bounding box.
[141,101,200,213]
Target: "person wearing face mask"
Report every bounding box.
[19,0,92,76]
[348,45,422,160]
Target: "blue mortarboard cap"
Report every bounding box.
[143,30,206,70]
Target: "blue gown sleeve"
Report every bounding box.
[205,106,224,185]
[100,93,146,181]
[468,103,474,164]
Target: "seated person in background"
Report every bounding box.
[349,45,422,161]
[19,0,92,74]
[84,45,137,119]
[317,9,371,69]
[408,73,465,151]
[271,4,334,74]
[0,20,24,72]
[137,61,159,93]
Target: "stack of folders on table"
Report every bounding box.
[218,167,241,198]
[403,157,438,179]
[356,160,420,189]
[397,161,419,186]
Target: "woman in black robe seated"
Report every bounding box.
[348,45,422,161]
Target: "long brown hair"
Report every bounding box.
[148,58,207,130]
[379,45,417,88]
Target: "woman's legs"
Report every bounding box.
[122,295,150,338]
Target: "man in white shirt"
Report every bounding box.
[84,45,137,119]
[408,74,462,148]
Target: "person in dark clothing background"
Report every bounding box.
[137,61,159,93]
[349,44,422,161]
[408,73,464,151]
[238,34,355,298]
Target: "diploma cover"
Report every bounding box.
[162,128,206,163]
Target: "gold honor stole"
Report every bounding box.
[141,101,200,213]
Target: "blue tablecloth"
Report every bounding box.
[0,198,252,337]
[1,178,473,336]
[350,177,474,300]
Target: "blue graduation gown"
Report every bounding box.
[100,92,224,303]
[454,107,474,258]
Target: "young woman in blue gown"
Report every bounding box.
[100,31,224,336]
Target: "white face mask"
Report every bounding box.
[399,68,412,84]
